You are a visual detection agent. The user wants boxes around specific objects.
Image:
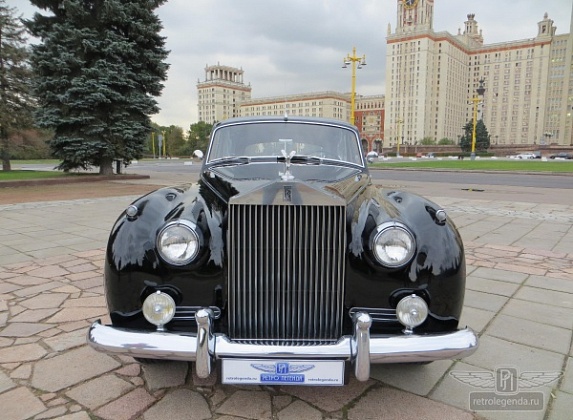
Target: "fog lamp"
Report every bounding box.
[396,294,428,334]
[142,291,176,331]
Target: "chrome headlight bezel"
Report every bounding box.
[156,220,202,266]
[371,221,416,268]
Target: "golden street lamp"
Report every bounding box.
[396,118,403,157]
[342,47,366,125]
[470,79,486,160]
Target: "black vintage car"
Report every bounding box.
[88,116,478,386]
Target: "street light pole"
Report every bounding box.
[396,118,403,157]
[342,47,366,125]
[470,79,486,160]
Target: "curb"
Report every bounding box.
[368,166,573,176]
[0,174,150,188]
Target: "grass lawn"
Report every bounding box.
[0,170,68,181]
[371,159,573,173]
[1,160,100,181]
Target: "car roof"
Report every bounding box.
[214,115,358,131]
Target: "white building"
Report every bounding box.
[197,64,252,124]
[238,91,350,121]
[385,0,573,146]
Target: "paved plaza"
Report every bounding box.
[0,174,572,419]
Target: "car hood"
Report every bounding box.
[201,162,369,204]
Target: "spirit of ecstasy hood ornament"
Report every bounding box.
[280,149,296,181]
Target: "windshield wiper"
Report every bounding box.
[209,156,250,167]
[278,155,321,165]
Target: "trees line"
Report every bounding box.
[1,0,492,172]
[1,0,171,174]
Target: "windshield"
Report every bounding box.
[207,121,364,166]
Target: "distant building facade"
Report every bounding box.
[196,1,572,148]
[385,0,573,147]
[238,91,349,121]
[354,95,385,152]
[196,68,384,149]
[197,64,252,124]
[237,92,384,152]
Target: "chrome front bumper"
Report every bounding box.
[87,310,478,382]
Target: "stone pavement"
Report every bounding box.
[0,180,572,419]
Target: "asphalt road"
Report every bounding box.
[18,160,573,205]
[369,168,573,189]
[125,159,573,188]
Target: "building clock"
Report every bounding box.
[403,0,418,8]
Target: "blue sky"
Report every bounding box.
[13,0,573,130]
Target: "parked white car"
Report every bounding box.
[516,153,536,159]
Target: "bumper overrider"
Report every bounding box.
[87,310,478,382]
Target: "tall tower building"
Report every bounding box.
[547,7,573,146]
[197,64,252,124]
[385,0,571,147]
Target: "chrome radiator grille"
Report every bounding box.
[228,204,346,344]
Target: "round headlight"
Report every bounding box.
[142,291,176,330]
[157,220,201,266]
[371,222,416,268]
[396,294,428,332]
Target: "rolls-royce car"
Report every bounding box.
[88,116,478,386]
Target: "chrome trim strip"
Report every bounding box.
[213,334,353,359]
[88,320,478,379]
[173,306,221,321]
[349,307,398,323]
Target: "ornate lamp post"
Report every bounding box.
[342,47,366,125]
[470,79,486,160]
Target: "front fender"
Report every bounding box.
[346,186,465,330]
[105,184,226,315]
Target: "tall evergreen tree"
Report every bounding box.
[0,0,35,171]
[26,0,169,174]
[460,119,491,153]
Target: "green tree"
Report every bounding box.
[0,1,35,171]
[148,124,186,158]
[26,0,169,174]
[162,125,186,157]
[419,136,435,145]
[188,121,213,156]
[438,137,455,145]
[460,120,490,153]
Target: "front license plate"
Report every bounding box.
[221,359,345,386]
